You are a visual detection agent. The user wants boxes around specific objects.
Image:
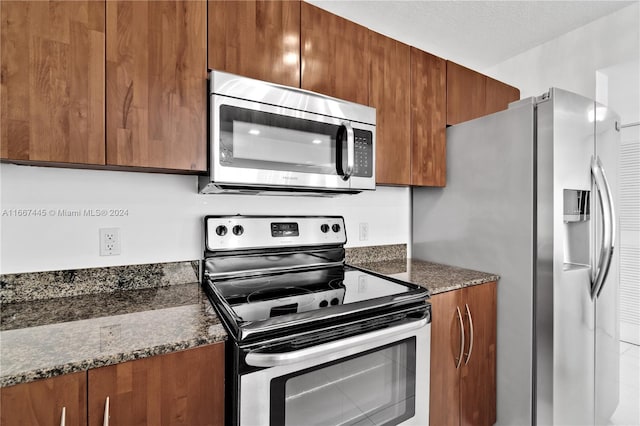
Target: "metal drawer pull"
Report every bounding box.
[246,317,428,367]
[455,306,465,369]
[464,303,474,365]
[103,396,110,426]
[60,406,66,426]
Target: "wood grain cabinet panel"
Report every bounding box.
[429,281,497,426]
[208,0,300,87]
[411,48,447,187]
[429,288,463,426]
[446,61,486,126]
[0,0,105,164]
[301,2,369,105]
[485,77,520,116]
[88,343,225,426]
[106,0,207,172]
[0,371,87,426]
[460,281,497,426]
[369,31,411,185]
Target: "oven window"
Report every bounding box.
[218,105,373,177]
[270,338,416,426]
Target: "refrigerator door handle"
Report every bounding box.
[455,306,465,369]
[590,156,616,299]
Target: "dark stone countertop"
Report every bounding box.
[0,283,226,388]
[349,258,499,295]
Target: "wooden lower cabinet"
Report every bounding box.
[0,371,87,426]
[430,282,497,426]
[0,344,224,426]
[88,343,225,426]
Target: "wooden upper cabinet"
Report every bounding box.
[485,76,520,116]
[208,0,300,87]
[369,31,411,185]
[0,0,105,164]
[0,371,87,426]
[88,343,225,426]
[446,61,486,126]
[411,48,447,187]
[106,0,207,172]
[301,3,369,105]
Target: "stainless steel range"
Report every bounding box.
[202,216,431,426]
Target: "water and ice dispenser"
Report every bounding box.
[563,189,591,270]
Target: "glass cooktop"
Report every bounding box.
[210,266,417,323]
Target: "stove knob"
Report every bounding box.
[215,225,227,236]
[232,225,244,236]
[320,224,330,233]
[319,300,328,308]
[332,224,341,233]
[330,298,340,306]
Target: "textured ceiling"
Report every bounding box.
[306,0,636,71]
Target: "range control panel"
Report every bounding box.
[205,216,346,251]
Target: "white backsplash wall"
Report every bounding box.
[483,2,639,99]
[0,163,409,274]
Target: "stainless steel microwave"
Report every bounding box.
[199,71,376,195]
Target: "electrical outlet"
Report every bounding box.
[359,223,369,241]
[99,228,121,256]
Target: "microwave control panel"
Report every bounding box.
[354,130,373,177]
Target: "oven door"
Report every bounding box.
[238,315,430,426]
[209,94,375,192]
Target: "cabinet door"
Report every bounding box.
[106,0,207,172]
[485,77,520,115]
[0,0,105,164]
[0,372,87,426]
[88,343,225,426]
[446,61,486,126]
[460,282,497,426]
[369,31,410,185]
[411,48,447,187]
[208,0,300,87]
[429,289,463,426]
[301,3,369,105]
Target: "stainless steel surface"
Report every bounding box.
[202,71,376,195]
[103,397,109,426]
[620,121,640,128]
[210,70,376,125]
[342,122,355,180]
[590,156,615,299]
[204,261,344,280]
[60,407,65,426]
[245,317,429,367]
[239,319,430,426]
[412,87,621,425]
[548,88,595,426]
[413,100,535,425]
[464,303,474,365]
[455,306,465,369]
[594,104,620,425]
[205,216,346,252]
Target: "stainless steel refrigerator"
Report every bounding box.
[412,88,620,425]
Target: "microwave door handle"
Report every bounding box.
[336,122,354,180]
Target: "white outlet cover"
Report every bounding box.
[99,228,121,256]
[359,223,369,241]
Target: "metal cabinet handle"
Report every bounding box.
[455,306,465,369]
[464,303,474,365]
[103,396,110,426]
[60,406,66,426]
[590,156,616,299]
[336,122,355,180]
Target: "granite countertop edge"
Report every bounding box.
[0,333,227,388]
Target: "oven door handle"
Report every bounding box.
[245,317,429,367]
